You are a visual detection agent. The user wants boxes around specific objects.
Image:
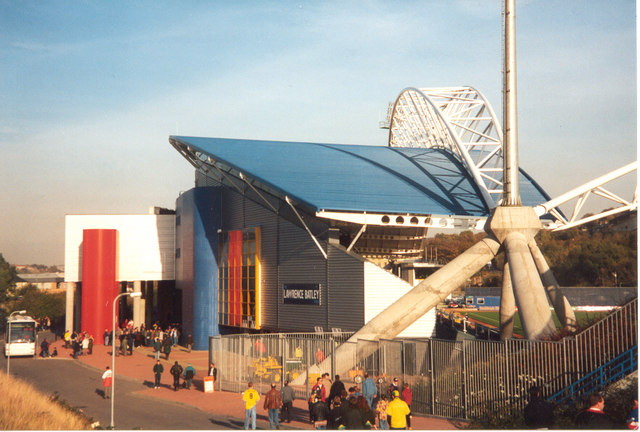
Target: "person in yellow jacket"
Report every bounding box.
[242,382,260,430]
[386,390,411,430]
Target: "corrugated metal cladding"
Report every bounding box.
[221,187,244,229]
[327,245,365,332]
[175,191,196,339]
[277,216,328,331]
[214,185,369,333]
[243,195,279,329]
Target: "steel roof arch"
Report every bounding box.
[387,86,506,209]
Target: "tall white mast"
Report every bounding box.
[502,0,521,205]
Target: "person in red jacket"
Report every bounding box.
[401,382,413,429]
[311,377,327,402]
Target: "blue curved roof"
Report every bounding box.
[170,136,551,217]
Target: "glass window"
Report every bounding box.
[218,227,260,328]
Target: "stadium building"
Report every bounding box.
[169,136,551,349]
[64,88,556,350]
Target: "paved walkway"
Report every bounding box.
[49,338,461,430]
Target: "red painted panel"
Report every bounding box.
[228,230,243,327]
[81,229,118,341]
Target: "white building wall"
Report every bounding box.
[363,261,436,338]
[64,214,175,282]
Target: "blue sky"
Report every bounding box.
[1,0,636,264]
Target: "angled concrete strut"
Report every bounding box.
[292,237,501,382]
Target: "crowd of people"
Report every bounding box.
[62,330,95,358]
[147,358,217,392]
[101,321,183,358]
[241,373,413,430]
[53,322,637,430]
[58,321,185,360]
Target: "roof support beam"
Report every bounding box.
[200,156,245,194]
[535,162,637,231]
[239,172,278,213]
[285,196,327,260]
[347,224,367,252]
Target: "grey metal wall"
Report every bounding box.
[277,215,328,331]
[214,186,367,333]
[243,195,279,330]
[220,187,244,229]
[327,244,365,331]
[175,190,195,339]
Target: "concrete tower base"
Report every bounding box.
[487,206,556,339]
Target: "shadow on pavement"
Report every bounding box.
[209,418,244,429]
[142,380,155,388]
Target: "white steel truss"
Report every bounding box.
[385,86,504,209]
[535,162,638,231]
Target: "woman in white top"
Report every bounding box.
[101,367,113,399]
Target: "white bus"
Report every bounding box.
[4,314,37,357]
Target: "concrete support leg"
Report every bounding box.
[65,282,76,333]
[132,280,144,328]
[528,240,577,332]
[348,237,500,341]
[503,232,556,339]
[499,261,515,340]
[292,237,501,384]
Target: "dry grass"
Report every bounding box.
[0,371,91,430]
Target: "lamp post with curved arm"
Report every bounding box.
[6,309,27,376]
[110,291,141,429]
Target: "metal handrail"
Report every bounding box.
[549,345,638,404]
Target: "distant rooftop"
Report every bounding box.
[16,273,64,283]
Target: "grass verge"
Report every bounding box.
[0,370,91,430]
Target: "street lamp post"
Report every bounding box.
[6,309,27,376]
[110,291,141,429]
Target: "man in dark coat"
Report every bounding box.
[575,393,618,429]
[40,339,50,358]
[163,337,172,360]
[280,380,295,424]
[328,396,344,429]
[311,397,330,429]
[153,337,162,360]
[523,386,554,429]
[186,334,194,353]
[169,361,183,391]
[329,374,346,408]
[152,360,164,389]
[71,339,81,359]
[342,397,366,429]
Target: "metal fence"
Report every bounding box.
[209,331,353,398]
[210,298,637,419]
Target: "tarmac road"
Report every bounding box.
[0,339,234,430]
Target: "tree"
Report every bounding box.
[424,231,487,264]
[547,230,637,286]
[0,253,17,303]
[423,226,637,287]
[10,285,65,328]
